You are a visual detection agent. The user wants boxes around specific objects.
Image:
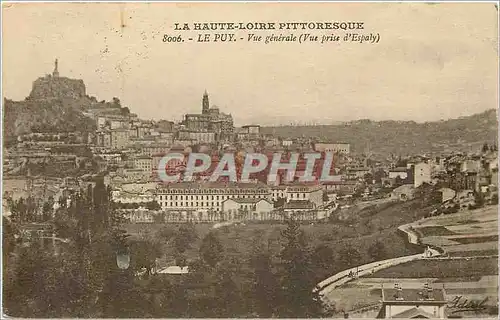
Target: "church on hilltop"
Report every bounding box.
[181,91,234,142]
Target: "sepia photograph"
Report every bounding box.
[1,2,499,319]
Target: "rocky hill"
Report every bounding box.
[262,109,498,155]
[3,98,96,138]
[3,71,128,145]
[28,75,86,101]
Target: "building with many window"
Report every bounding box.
[133,155,153,171]
[110,128,130,150]
[155,182,271,212]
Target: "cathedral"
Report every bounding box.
[182,91,234,141]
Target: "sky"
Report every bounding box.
[2,2,498,126]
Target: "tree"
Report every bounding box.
[25,196,37,222]
[42,201,53,221]
[395,157,407,168]
[120,107,130,115]
[173,223,198,254]
[482,142,490,153]
[474,191,485,208]
[491,193,498,205]
[5,242,58,317]
[274,197,286,208]
[311,244,335,269]
[129,240,161,276]
[353,187,363,199]
[175,254,187,267]
[112,97,121,107]
[214,263,242,317]
[373,168,387,184]
[54,214,78,239]
[152,212,164,223]
[322,191,329,203]
[337,245,362,270]
[164,282,189,317]
[186,258,209,285]
[395,175,403,186]
[145,201,161,211]
[364,172,374,185]
[250,250,279,317]
[367,241,387,262]
[199,231,224,268]
[277,217,324,318]
[157,225,175,243]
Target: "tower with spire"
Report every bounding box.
[52,58,59,77]
[202,90,209,114]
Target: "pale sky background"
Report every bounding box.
[2,2,499,126]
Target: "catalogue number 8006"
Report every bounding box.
[163,35,184,42]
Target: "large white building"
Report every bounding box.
[155,182,272,212]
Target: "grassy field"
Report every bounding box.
[415,226,456,237]
[369,257,499,279]
[447,249,499,257]
[449,235,499,245]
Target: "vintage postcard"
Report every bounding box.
[1,2,499,319]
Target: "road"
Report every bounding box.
[315,218,441,302]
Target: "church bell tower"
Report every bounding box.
[202,90,209,114]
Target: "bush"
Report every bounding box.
[490,194,498,205]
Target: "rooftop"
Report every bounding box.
[382,288,446,304]
[157,181,270,190]
[225,197,271,204]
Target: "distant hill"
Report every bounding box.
[261,110,498,155]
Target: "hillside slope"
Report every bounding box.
[3,98,96,139]
[262,109,498,154]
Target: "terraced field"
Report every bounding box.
[326,205,498,318]
[413,205,498,257]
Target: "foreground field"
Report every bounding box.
[370,257,498,278]
[412,205,498,257]
[326,205,499,317]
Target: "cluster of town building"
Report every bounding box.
[2,61,499,224]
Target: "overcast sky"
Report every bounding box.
[2,2,498,126]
